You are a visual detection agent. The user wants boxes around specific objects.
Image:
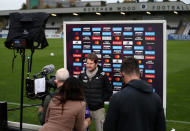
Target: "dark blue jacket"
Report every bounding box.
[104,79,166,131]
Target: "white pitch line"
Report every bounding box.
[8,102,39,108]
[167,120,190,124]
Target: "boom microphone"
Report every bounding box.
[41,64,55,75]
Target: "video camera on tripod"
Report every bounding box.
[26,64,57,100]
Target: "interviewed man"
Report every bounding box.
[79,53,113,131]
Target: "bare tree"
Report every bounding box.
[32,5,38,9]
[44,4,51,8]
[56,2,63,8]
[85,2,91,7]
[20,3,27,10]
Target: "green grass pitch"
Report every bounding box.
[0,39,190,130]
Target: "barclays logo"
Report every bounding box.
[112,46,122,50]
[102,32,112,36]
[139,65,144,69]
[102,50,112,54]
[112,27,122,31]
[73,45,82,49]
[82,32,91,36]
[73,62,82,66]
[113,64,121,68]
[123,32,133,36]
[92,28,101,31]
[134,27,144,31]
[145,51,155,55]
[72,28,81,31]
[92,45,101,49]
[145,32,155,36]
[134,46,144,50]
[113,82,122,86]
[145,70,155,74]
[123,51,133,54]
[82,50,91,53]
[103,68,112,72]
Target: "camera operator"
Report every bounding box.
[38,68,70,125]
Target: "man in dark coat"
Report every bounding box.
[79,53,113,131]
[103,57,166,131]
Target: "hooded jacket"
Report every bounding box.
[104,79,166,131]
[79,65,113,111]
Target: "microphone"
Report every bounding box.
[41,64,55,75]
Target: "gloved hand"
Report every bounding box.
[85,106,90,118]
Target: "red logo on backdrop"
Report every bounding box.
[145,75,155,78]
[115,77,120,81]
[74,36,80,40]
[147,65,153,69]
[115,36,120,40]
[104,59,110,63]
[84,54,88,57]
[75,50,79,53]
[106,73,110,76]
[147,79,153,83]
[75,58,80,62]
[136,41,142,45]
[73,71,81,75]
[73,54,82,57]
[75,32,79,35]
[112,41,122,45]
[75,67,79,70]
[149,84,152,86]
[114,55,120,59]
[147,46,153,50]
[92,36,101,40]
[94,41,100,45]
[148,27,152,31]
[145,37,155,41]
[145,56,155,60]
[109,77,112,81]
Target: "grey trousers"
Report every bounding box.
[90,108,105,131]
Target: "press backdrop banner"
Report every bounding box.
[64,20,166,110]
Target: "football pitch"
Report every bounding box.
[0,39,190,131]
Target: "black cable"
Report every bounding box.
[11,49,17,72]
[29,49,35,72]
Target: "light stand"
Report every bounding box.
[20,49,25,131]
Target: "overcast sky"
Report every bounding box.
[0,0,189,11]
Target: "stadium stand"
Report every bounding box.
[183,23,190,35]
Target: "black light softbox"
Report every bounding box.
[5,12,49,49]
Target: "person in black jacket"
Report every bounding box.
[79,53,113,131]
[103,57,166,131]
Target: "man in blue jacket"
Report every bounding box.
[103,57,166,131]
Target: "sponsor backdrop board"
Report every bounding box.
[64,21,166,110]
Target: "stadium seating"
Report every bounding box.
[45,29,58,35]
[0,29,8,34]
[183,23,190,35]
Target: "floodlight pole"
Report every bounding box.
[20,49,25,131]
